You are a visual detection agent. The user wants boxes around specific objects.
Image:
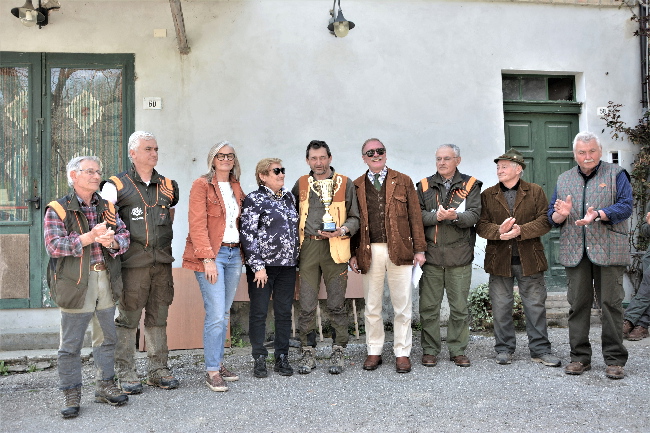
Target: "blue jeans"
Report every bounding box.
[195,246,242,372]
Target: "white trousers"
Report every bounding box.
[363,243,413,357]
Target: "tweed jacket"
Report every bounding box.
[351,168,426,273]
[475,179,551,277]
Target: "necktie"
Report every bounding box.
[373,173,381,191]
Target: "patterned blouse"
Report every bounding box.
[240,185,299,272]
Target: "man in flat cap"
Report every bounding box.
[476,149,561,367]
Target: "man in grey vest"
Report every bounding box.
[548,132,631,380]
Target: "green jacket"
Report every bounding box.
[417,170,482,268]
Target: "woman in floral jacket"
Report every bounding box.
[241,158,299,378]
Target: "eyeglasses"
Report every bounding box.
[363,148,386,157]
[271,167,286,175]
[216,153,235,161]
[78,168,102,176]
[436,156,458,162]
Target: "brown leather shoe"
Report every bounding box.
[421,354,438,367]
[623,319,634,338]
[363,355,382,371]
[628,325,649,341]
[450,355,471,367]
[395,356,411,373]
[565,361,591,375]
[605,365,625,380]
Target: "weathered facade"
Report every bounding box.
[0,0,644,347]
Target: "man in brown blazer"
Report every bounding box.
[350,138,426,373]
[475,149,560,367]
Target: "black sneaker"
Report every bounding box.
[274,354,294,376]
[253,355,268,378]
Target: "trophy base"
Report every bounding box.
[320,221,337,232]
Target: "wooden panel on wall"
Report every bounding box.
[0,234,29,299]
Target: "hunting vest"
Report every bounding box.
[45,193,123,309]
[103,166,178,268]
[557,161,630,267]
[298,173,351,264]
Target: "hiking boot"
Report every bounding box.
[565,361,591,375]
[605,365,625,380]
[220,365,239,382]
[628,325,649,341]
[495,353,512,365]
[117,376,143,395]
[253,355,268,378]
[95,379,128,406]
[147,368,179,389]
[531,353,561,367]
[205,372,228,392]
[60,386,81,419]
[328,345,345,375]
[274,353,294,376]
[298,347,317,374]
[451,355,471,367]
[623,319,634,339]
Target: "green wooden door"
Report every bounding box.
[0,52,134,309]
[504,111,578,289]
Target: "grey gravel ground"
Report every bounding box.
[1,325,649,433]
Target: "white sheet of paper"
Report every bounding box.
[412,263,423,287]
[455,201,465,213]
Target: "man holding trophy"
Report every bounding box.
[292,140,360,375]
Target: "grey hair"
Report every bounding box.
[437,143,461,158]
[203,141,241,182]
[573,132,601,150]
[66,156,102,187]
[127,131,156,162]
[496,160,524,172]
[361,138,384,154]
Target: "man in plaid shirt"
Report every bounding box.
[44,156,130,419]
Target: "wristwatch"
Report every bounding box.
[594,210,603,222]
[202,258,215,263]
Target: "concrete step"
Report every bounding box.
[0,328,91,352]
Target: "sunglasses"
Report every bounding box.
[271,167,286,175]
[363,148,386,157]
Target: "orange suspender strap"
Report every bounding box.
[109,175,124,191]
[47,201,67,221]
[420,178,429,192]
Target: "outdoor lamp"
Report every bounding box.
[328,0,355,38]
[10,0,47,28]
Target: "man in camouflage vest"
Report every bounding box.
[548,132,631,380]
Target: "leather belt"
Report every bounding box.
[308,235,325,240]
[91,263,107,271]
[221,242,240,248]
